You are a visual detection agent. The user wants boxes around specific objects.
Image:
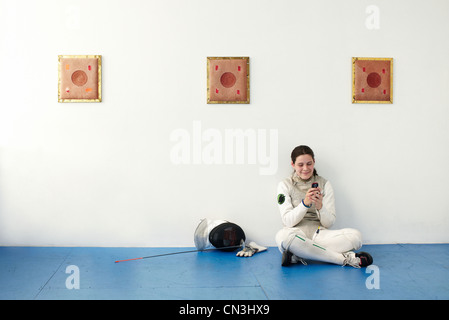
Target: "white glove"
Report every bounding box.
[236,241,267,257]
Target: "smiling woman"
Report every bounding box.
[290,145,318,181]
[274,145,373,268]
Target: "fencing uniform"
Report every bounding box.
[275,173,368,267]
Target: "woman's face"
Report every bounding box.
[291,154,315,180]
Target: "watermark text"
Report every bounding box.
[169,121,278,175]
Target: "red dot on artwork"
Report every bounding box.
[215,65,218,71]
[362,88,365,93]
[237,90,240,94]
[88,65,92,71]
[216,88,219,94]
[367,72,382,88]
[383,89,386,94]
[238,66,241,71]
[363,67,366,72]
[382,69,385,74]
[220,72,237,88]
[71,70,88,87]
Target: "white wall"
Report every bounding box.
[1,0,448,246]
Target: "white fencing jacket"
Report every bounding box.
[277,173,336,239]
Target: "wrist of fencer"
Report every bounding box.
[302,199,311,208]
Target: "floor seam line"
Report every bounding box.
[33,248,73,300]
[252,273,270,300]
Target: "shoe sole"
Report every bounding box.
[281,250,292,267]
[356,251,373,267]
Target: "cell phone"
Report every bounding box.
[312,182,318,188]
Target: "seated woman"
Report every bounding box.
[275,145,373,268]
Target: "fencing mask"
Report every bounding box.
[194,218,246,252]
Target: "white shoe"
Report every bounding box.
[343,251,373,268]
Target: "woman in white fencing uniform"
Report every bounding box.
[275,145,373,268]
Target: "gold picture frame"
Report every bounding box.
[207,57,250,104]
[58,55,102,103]
[352,57,393,104]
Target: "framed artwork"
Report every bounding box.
[207,57,249,104]
[352,57,393,104]
[58,55,102,102]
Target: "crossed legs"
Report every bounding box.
[275,227,363,266]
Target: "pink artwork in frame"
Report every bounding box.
[58,55,102,102]
[207,57,249,104]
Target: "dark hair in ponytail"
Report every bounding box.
[291,145,318,176]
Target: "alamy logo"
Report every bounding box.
[169,121,278,175]
[65,265,80,290]
[365,5,380,30]
[365,265,380,289]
